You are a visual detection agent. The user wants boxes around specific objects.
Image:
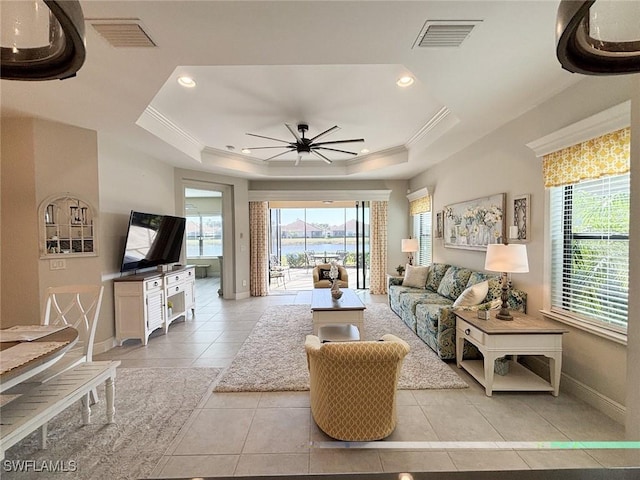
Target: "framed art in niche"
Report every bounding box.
[512,194,531,243]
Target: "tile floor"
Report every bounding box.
[95,277,639,478]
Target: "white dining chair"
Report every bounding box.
[41,284,104,367]
[26,284,105,448]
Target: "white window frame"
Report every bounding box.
[186,213,223,259]
[527,101,630,345]
[548,174,629,335]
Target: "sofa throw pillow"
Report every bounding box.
[402,264,429,289]
[319,268,332,280]
[425,263,451,292]
[452,280,489,307]
[437,266,472,300]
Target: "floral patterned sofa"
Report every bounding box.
[388,263,527,360]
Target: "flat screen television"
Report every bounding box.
[120,210,186,273]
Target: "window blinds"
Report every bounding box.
[413,212,432,266]
[549,173,629,330]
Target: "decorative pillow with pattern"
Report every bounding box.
[452,280,489,307]
[425,263,451,291]
[402,264,429,288]
[437,266,472,300]
[466,271,492,288]
[319,268,332,280]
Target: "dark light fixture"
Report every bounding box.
[556,0,640,75]
[1,0,86,81]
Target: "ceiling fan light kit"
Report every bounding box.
[245,123,364,165]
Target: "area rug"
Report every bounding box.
[3,367,219,480]
[213,303,467,392]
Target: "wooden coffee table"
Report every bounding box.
[311,288,366,337]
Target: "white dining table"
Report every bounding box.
[0,325,78,393]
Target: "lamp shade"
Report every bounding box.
[484,244,529,273]
[401,238,419,253]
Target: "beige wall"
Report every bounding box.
[626,75,640,437]
[98,137,177,346]
[1,118,102,330]
[1,119,40,327]
[410,74,634,420]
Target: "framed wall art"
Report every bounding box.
[443,193,505,251]
[512,194,531,243]
[435,211,443,239]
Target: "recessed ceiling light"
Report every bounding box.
[360,148,370,154]
[396,75,415,87]
[177,76,196,88]
[241,148,251,154]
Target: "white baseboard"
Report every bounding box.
[93,336,117,355]
[235,292,250,300]
[523,356,625,425]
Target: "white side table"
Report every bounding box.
[454,309,568,397]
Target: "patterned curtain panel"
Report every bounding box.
[369,201,388,295]
[249,201,269,296]
[542,127,630,188]
[409,195,431,215]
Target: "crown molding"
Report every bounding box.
[526,101,631,157]
[407,187,429,202]
[248,189,392,202]
[405,106,455,147]
[136,106,203,162]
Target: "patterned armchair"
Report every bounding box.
[305,334,410,441]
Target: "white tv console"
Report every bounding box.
[114,265,195,345]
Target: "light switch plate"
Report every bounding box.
[50,259,66,270]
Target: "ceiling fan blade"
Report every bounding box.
[246,133,291,144]
[312,138,365,146]
[285,123,303,143]
[263,149,295,161]
[314,146,359,156]
[309,125,340,143]
[246,145,295,150]
[311,150,333,165]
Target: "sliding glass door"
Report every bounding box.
[268,202,370,290]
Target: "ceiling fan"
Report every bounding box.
[244,123,364,166]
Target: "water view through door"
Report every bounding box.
[269,201,370,291]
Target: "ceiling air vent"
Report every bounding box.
[89,19,156,47]
[413,20,482,48]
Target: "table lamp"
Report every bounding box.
[484,243,529,320]
[401,238,419,265]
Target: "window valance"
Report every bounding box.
[407,188,431,215]
[542,127,630,188]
